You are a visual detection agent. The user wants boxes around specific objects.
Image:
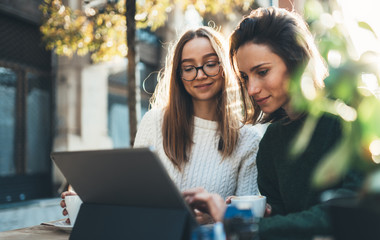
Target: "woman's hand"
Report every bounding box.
[60,191,77,224]
[225,196,236,204]
[183,187,227,223]
[194,209,215,225]
[264,203,272,217]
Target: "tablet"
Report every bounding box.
[51,147,198,240]
[51,147,193,210]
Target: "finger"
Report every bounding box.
[61,191,76,199]
[62,208,68,216]
[195,216,206,224]
[194,210,213,225]
[194,209,202,216]
[61,191,69,199]
[189,192,226,222]
[210,194,227,222]
[188,197,209,210]
[225,196,236,204]
[192,203,209,214]
[60,200,66,208]
[182,187,206,196]
[264,203,272,217]
[184,195,193,204]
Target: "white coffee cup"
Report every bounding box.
[230,195,267,218]
[65,195,83,225]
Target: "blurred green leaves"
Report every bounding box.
[39,0,256,62]
[40,0,127,62]
[358,21,378,39]
[293,0,380,188]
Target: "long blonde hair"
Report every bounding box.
[151,26,242,170]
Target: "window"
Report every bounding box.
[0,67,17,177]
[0,13,53,204]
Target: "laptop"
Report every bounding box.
[51,147,198,240]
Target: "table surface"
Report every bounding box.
[0,221,335,240]
[0,222,70,240]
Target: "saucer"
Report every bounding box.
[42,219,73,232]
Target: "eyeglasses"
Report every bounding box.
[181,61,221,81]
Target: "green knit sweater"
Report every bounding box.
[257,114,362,240]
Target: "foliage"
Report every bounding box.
[290,0,380,188]
[40,0,255,62]
[40,0,126,62]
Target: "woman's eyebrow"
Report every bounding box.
[202,53,218,59]
[181,53,218,64]
[249,63,269,72]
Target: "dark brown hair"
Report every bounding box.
[229,7,327,124]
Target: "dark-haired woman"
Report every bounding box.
[184,7,362,239]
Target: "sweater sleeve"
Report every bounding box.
[234,127,260,196]
[258,167,364,240]
[134,109,159,148]
[258,204,329,240]
[257,115,364,239]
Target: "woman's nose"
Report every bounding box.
[195,68,207,80]
[246,78,261,96]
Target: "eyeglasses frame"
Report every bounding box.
[180,61,222,81]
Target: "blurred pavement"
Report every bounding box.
[0,198,63,232]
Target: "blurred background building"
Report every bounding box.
[0,0,298,232]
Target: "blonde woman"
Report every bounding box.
[134,26,261,200]
[61,27,262,224]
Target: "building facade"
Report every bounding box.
[0,0,54,205]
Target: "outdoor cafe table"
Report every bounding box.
[0,220,70,240]
[0,221,335,240]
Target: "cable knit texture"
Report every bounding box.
[134,108,261,199]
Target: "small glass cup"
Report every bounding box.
[223,204,259,240]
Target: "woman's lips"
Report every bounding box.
[195,82,213,89]
[255,96,270,104]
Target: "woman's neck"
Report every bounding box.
[193,100,218,121]
[282,101,300,120]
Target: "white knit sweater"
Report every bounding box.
[134,108,261,199]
